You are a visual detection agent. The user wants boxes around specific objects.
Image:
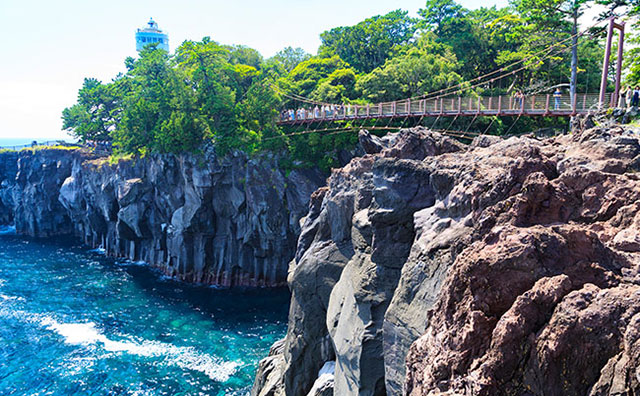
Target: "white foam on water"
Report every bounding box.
[0,306,240,383]
[0,294,24,301]
[88,248,106,254]
[39,317,240,382]
[0,225,16,235]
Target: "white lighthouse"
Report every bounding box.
[135,18,169,52]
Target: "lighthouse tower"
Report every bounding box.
[135,18,169,52]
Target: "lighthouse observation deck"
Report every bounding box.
[136,18,169,52]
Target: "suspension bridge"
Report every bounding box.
[275,18,626,137]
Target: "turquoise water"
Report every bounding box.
[0,228,289,395]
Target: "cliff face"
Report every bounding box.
[0,151,18,225]
[0,147,324,287]
[253,124,640,396]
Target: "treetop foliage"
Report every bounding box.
[63,0,638,169]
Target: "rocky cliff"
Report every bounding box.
[252,124,640,396]
[0,147,324,287]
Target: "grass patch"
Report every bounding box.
[108,152,135,165]
[16,145,86,155]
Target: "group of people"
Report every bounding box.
[512,90,562,110]
[619,86,640,108]
[512,90,525,109]
[84,140,112,153]
[514,88,569,111]
[281,104,354,121]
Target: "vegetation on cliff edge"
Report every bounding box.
[62,0,639,169]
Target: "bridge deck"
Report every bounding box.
[278,93,610,125]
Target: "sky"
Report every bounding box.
[0,0,510,142]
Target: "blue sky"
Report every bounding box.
[0,0,509,141]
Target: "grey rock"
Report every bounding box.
[0,148,325,287]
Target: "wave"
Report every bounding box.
[0,225,16,235]
[0,294,24,301]
[0,306,240,382]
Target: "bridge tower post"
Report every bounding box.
[599,18,625,108]
[614,21,625,107]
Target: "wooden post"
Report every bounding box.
[477,96,481,115]
[407,99,411,114]
[457,97,462,114]
[366,104,370,117]
[599,18,615,108]
[509,96,513,110]
[393,102,397,116]
[440,99,444,115]
[488,97,493,113]
[583,94,587,110]
[614,21,625,107]
[498,96,502,114]
[378,103,382,116]
[545,94,550,114]
[354,105,358,117]
[531,95,536,111]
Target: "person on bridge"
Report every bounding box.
[554,88,562,110]
[620,86,629,108]
[514,90,523,109]
[632,87,640,107]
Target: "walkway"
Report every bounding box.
[278,93,610,125]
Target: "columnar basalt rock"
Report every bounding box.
[0,147,324,287]
[0,151,19,225]
[253,125,640,396]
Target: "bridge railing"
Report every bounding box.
[279,92,612,123]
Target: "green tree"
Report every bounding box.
[311,68,358,103]
[267,47,312,74]
[174,39,238,140]
[112,47,212,155]
[356,35,462,102]
[62,78,120,143]
[226,44,264,69]
[513,0,594,103]
[319,10,417,73]
[278,55,349,104]
[237,78,286,152]
[419,1,521,80]
[418,0,465,35]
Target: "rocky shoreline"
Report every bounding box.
[252,124,640,396]
[0,147,325,287]
[2,123,640,395]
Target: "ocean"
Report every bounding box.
[0,229,289,395]
[0,138,73,149]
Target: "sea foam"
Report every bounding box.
[0,305,240,383]
[40,317,241,382]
